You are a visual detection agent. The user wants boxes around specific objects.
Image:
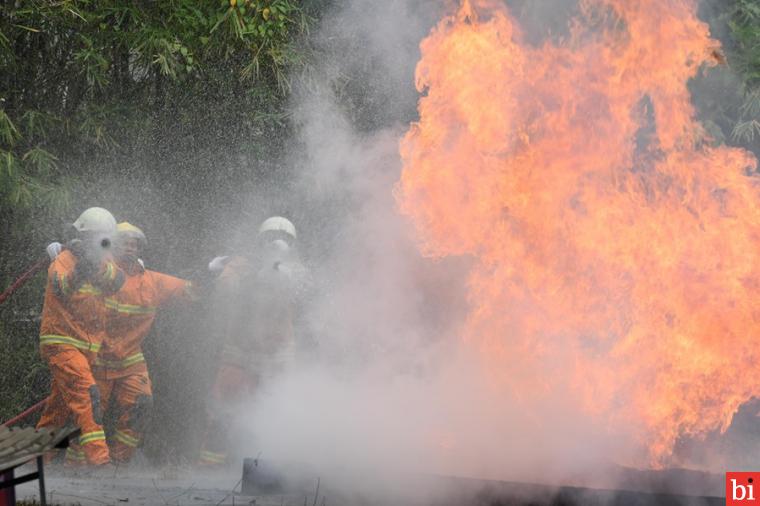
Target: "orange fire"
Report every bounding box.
[397,0,760,466]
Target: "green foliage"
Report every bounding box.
[727,0,760,88]
[733,89,760,143]
[719,1,760,152]
[0,0,310,213]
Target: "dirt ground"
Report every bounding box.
[14,464,305,506]
[11,457,727,506]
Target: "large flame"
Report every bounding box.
[398,0,760,466]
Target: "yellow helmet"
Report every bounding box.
[116,222,147,247]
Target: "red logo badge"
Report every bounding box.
[728,473,758,504]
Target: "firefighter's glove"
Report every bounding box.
[46,242,63,261]
[208,256,230,273]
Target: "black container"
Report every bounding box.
[241,458,317,496]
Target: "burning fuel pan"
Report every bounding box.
[241,458,318,496]
[241,459,725,506]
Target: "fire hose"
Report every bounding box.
[1,243,113,428]
[0,258,48,305]
[0,240,112,307]
[0,258,50,427]
[0,248,109,427]
[0,399,47,427]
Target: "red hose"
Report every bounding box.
[0,258,48,305]
[1,399,47,427]
[0,256,53,427]
[0,258,50,426]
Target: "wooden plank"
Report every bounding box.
[15,432,52,451]
[1,428,52,452]
[0,427,77,472]
[0,429,32,450]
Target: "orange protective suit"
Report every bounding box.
[37,249,125,466]
[92,262,194,462]
[198,257,250,466]
[199,255,298,466]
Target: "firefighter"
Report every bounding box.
[198,216,308,467]
[37,207,126,468]
[49,222,197,464]
[94,222,200,464]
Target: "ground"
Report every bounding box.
[10,455,728,506]
[14,464,307,506]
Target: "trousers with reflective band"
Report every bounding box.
[79,430,106,445]
[96,371,152,463]
[199,450,227,465]
[40,334,101,353]
[199,363,257,466]
[95,352,145,369]
[114,430,140,448]
[65,447,85,460]
[63,446,86,468]
[37,346,109,465]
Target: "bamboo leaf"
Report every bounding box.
[12,24,41,33]
[0,110,20,147]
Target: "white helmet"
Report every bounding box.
[72,207,117,234]
[258,216,296,240]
